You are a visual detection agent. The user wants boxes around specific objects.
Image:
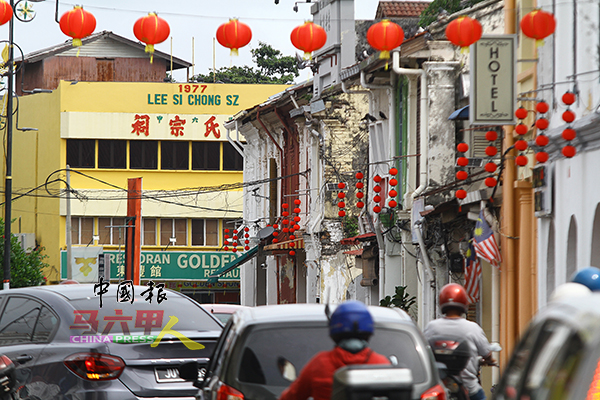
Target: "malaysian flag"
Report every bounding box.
[474,210,502,268]
[464,240,481,303]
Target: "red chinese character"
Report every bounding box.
[135,310,164,335]
[102,309,133,335]
[70,310,99,334]
[132,114,150,136]
[169,115,186,137]
[204,116,221,138]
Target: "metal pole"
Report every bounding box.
[66,165,72,279]
[3,1,14,290]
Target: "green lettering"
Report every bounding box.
[215,94,221,105]
[233,95,239,106]
[173,94,180,105]
[148,94,154,104]
[226,94,232,105]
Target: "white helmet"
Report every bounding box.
[549,282,592,302]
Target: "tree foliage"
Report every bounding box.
[380,285,417,317]
[0,219,48,288]
[191,42,299,84]
[419,0,488,27]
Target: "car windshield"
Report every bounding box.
[229,323,427,398]
[69,295,222,336]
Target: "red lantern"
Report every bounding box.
[337,182,345,189]
[535,118,549,130]
[562,128,576,141]
[515,107,528,119]
[282,203,289,209]
[389,178,398,186]
[291,21,327,59]
[337,193,345,200]
[457,142,469,153]
[356,182,364,189]
[515,139,528,151]
[485,131,498,141]
[338,201,345,208]
[282,211,289,217]
[389,189,398,197]
[338,210,346,217]
[374,175,382,183]
[562,110,576,123]
[562,92,576,105]
[536,101,549,114]
[457,157,469,167]
[456,189,467,200]
[389,167,398,176]
[289,235,296,240]
[244,227,249,232]
[356,191,364,199]
[60,6,96,49]
[536,134,549,146]
[373,195,382,203]
[216,18,252,56]
[294,199,301,205]
[232,248,238,253]
[389,200,398,208]
[289,250,296,256]
[520,9,556,44]
[373,205,382,213]
[0,1,12,26]
[133,12,170,63]
[562,145,576,158]
[456,170,468,180]
[273,231,279,237]
[367,19,404,59]
[245,246,250,251]
[355,172,364,179]
[485,177,497,187]
[294,207,302,213]
[224,246,229,251]
[373,185,382,193]
[273,239,279,244]
[515,123,528,135]
[293,224,300,230]
[293,216,301,222]
[516,155,528,166]
[486,146,498,157]
[485,162,497,173]
[536,151,549,163]
[282,219,289,225]
[445,16,482,50]
[357,201,365,208]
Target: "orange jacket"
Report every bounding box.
[278,346,390,400]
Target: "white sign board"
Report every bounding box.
[470,35,517,125]
[71,247,104,283]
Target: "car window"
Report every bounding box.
[32,306,59,342]
[369,327,427,383]
[0,297,43,345]
[69,295,222,335]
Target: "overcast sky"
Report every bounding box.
[1,0,384,82]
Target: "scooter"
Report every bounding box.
[428,337,471,400]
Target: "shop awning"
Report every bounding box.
[207,246,259,284]
[448,105,469,120]
[263,238,305,251]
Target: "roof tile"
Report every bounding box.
[375,1,432,18]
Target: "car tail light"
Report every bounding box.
[216,382,244,400]
[64,352,125,381]
[421,384,446,400]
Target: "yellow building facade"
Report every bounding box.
[9,81,288,300]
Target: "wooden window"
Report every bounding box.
[192,141,220,170]
[71,217,94,245]
[191,219,219,246]
[130,140,158,169]
[98,217,125,245]
[143,218,157,246]
[160,218,187,246]
[161,141,189,170]
[98,140,126,169]
[66,139,95,168]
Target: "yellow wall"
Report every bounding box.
[8,81,289,282]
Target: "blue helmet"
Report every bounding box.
[329,301,374,341]
[571,266,600,291]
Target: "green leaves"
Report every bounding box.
[0,219,48,288]
[380,285,417,315]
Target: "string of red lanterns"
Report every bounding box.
[484,130,499,188]
[535,100,550,163]
[337,182,346,217]
[388,167,398,208]
[355,172,365,209]
[373,175,382,214]
[455,142,468,201]
[561,91,577,158]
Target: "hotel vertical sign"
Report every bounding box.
[470,35,517,126]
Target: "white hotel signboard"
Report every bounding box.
[470,35,517,126]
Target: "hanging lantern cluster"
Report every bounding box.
[134,12,170,63]
[534,100,550,163]
[355,172,365,209]
[561,91,577,158]
[373,175,383,214]
[243,227,250,251]
[337,182,346,217]
[388,167,398,208]
[520,9,556,46]
[366,19,404,63]
[455,142,469,200]
[288,199,301,256]
[216,18,252,56]
[513,106,530,167]
[280,202,290,243]
[272,223,279,244]
[231,228,239,253]
[484,130,499,187]
[59,6,96,54]
[445,16,482,52]
[291,21,327,59]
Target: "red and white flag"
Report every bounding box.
[464,240,482,303]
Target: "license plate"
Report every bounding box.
[154,366,206,383]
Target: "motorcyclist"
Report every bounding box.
[424,283,495,400]
[278,300,390,400]
[570,266,600,291]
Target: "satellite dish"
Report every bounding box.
[257,226,275,239]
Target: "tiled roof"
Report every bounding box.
[375,1,432,18]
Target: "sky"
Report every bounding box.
[0,0,383,82]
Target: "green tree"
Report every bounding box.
[419,0,488,27]
[192,42,299,84]
[0,219,48,288]
[380,285,417,316]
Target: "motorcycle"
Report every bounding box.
[428,337,471,400]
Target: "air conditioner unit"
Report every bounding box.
[17,233,36,253]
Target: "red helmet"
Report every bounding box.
[439,283,469,314]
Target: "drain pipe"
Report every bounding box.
[224,118,246,157]
[414,219,435,329]
[391,51,430,201]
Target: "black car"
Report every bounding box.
[0,283,222,399]
[186,304,445,400]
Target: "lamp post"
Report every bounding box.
[3,0,14,290]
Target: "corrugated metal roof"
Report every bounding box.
[375,1,432,18]
[16,31,191,70]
